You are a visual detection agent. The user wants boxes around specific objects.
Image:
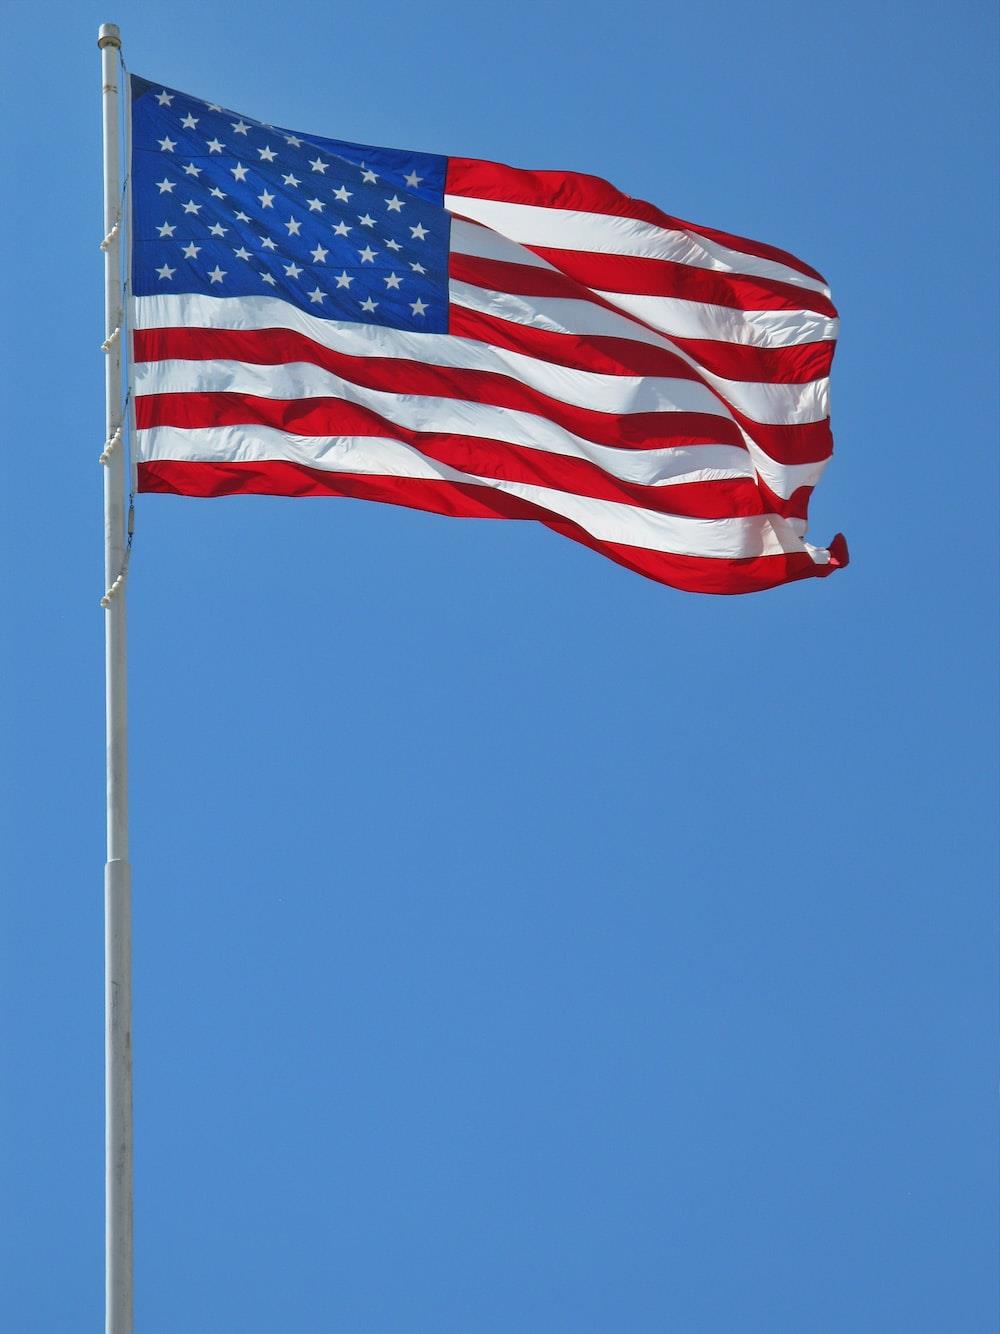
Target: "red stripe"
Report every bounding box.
[449,303,720,385]
[667,335,834,385]
[450,257,833,385]
[138,460,843,594]
[137,389,785,519]
[137,325,831,466]
[456,309,835,465]
[754,475,812,524]
[731,411,833,467]
[134,326,743,452]
[450,251,595,302]
[510,245,837,319]
[445,158,829,286]
[450,253,703,378]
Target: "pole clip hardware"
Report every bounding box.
[100,573,126,608]
[100,426,122,465]
[100,503,135,608]
[100,220,120,252]
[101,326,120,353]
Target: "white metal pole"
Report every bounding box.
[98,22,133,1334]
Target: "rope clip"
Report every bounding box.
[100,426,122,465]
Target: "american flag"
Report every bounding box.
[130,76,846,595]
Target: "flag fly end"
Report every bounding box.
[828,533,849,570]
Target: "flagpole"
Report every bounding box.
[98,22,133,1334]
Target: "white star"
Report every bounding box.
[403,168,423,189]
[260,235,278,250]
[331,220,351,237]
[234,246,252,260]
[156,262,175,279]
[156,90,174,106]
[409,223,428,241]
[360,166,377,184]
[258,190,274,209]
[358,213,376,228]
[410,260,426,274]
[284,216,302,236]
[209,186,226,200]
[283,261,303,278]
[261,271,277,285]
[282,173,301,188]
[334,271,353,288]
[158,136,177,153]
[307,286,325,304]
[309,157,328,174]
[383,272,402,289]
[231,119,251,135]
[385,238,402,251]
[157,221,176,238]
[182,242,201,259]
[208,223,228,236]
[182,199,202,214]
[181,113,199,129]
[234,209,251,222]
[306,197,325,213]
[409,298,428,316]
[284,133,303,147]
[230,162,249,182]
[205,137,225,154]
[257,145,277,162]
[207,265,227,283]
[385,195,404,212]
[358,245,377,263]
[310,244,329,263]
[156,177,176,194]
[360,295,378,312]
[206,102,223,112]
[332,185,352,202]
[182,162,202,177]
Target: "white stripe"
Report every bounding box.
[591,291,837,350]
[451,277,832,363]
[138,425,825,562]
[450,218,556,269]
[449,230,838,350]
[136,297,730,418]
[444,195,831,297]
[136,293,825,428]
[450,277,674,348]
[449,283,830,424]
[137,357,826,501]
[136,357,773,489]
[136,348,723,421]
[748,450,827,502]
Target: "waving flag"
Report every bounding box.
[130,76,847,594]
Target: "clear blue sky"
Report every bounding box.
[2,2,997,1330]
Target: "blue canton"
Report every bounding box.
[131,76,450,333]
